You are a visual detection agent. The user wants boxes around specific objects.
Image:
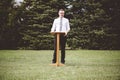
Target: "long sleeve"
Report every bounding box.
[51,19,56,32]
[66,19,70,33]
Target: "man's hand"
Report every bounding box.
[64,32,68,36]
[50,31,55,35]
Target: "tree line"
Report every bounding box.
[0,0,120,50]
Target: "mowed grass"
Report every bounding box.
[0,50,120,80]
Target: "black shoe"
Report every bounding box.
[52,61,56,64]
[61,62,65,64]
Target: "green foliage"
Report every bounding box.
[0,0,120,50]
[0,0,20,49]
[67,0,120,50]
[18,0,66,49]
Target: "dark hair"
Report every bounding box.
[59,9,64,12]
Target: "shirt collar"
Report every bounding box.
[59,17,64,18]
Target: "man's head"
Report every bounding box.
[58,9,65,18]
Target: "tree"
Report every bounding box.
[0,0,19,49]
[19,0,67,49]
[0,0,120,50]
[67,0,111,49]
[101,0,120,49]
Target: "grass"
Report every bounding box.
[0,50,120,80]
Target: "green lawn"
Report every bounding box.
[0,50,120,80]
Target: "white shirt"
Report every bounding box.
[51,17,70,34]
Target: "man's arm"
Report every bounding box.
[65,19,70,35]
[51,19,56,32]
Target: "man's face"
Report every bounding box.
[58,11,65,17]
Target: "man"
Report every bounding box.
[51,9,70,64]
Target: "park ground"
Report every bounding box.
[0,50,120,80]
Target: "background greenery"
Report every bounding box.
[0,0,120,50]
[0,50,120,80]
